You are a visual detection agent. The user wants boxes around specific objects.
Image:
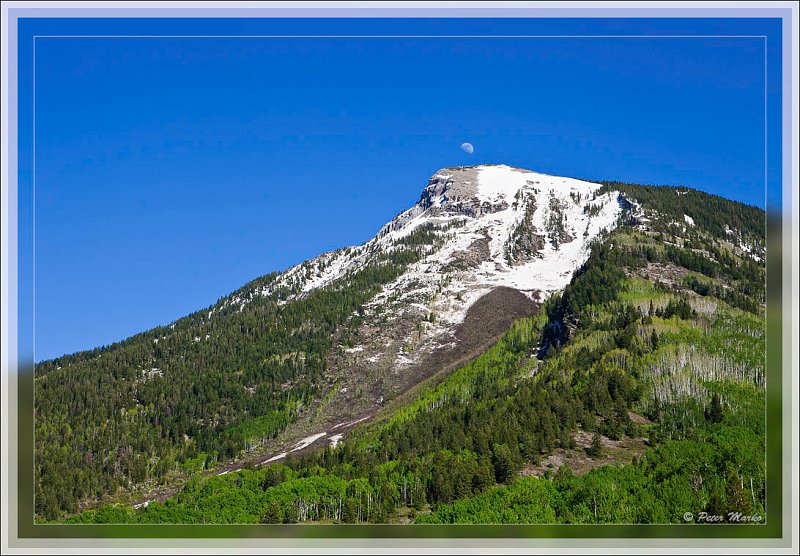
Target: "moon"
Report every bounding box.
[460,142,474,154]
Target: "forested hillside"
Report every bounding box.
[58,180,766,525]
[34,224,446,518]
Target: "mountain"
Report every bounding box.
[35,165,766,524]
[226,165,624,443]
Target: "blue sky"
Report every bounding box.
[19,18,781,361]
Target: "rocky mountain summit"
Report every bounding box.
[240,164,622,316]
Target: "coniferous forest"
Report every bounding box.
[37,182,766,525]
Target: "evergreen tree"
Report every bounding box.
[705,394,724,423]
[261,501,283,524]
[725,471,753,519]
[283,503,299,524]
[586,433,603,459]
[492,444,521,483]
[341,499,358,523]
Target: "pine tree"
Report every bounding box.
[261,501,283,524]
[492,443,521,483]
[342,498,358,523]
[283,503,299,524]
[703,489,726,522]
[705,393,724,423]
[725,471,753,519]
[586,433,603,459]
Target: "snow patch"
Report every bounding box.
[332,416,371,430]
[329,434,344,448]
[262,452,287,464]
[291,432,327,452]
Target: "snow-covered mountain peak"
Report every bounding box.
[221,164,624,331]
[253,164,623,317]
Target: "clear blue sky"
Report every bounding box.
[19,17,781,361]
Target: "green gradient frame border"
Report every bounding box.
[3,2,797,552]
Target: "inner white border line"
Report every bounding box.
[30,33,771,525]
